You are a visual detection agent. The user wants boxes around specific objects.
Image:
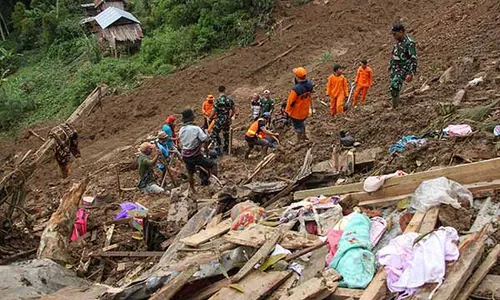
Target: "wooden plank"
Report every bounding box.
[455,244,500,300]
[329,288,363,299]
[207,213,223,228]
[210,270,292,300]
[231,231,282,283]
[268,274,298,300]
[180,218,232,247]
[294,158,500,200]
[285,242,326,261]
[418,206,440,233]
[91,251,165,257]
[471,275,500,299]
[190,278,231,300]
[223,224,320,250]
[355,180,500,208]
[102,243,119,252]
[360,211,425,300]
[412,233,486,300]
[283,277,333,300]
[150,264,198,300]
[243,153,276,184]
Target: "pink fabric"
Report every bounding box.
[370,217,387,247]
[376,227,459,299]
[71,208,89,242]
[325,229,343,266]
[443,124,472,136]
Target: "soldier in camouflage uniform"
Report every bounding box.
[209,86,236,154]
[389,24,417,108]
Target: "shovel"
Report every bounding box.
[345,82,356,109]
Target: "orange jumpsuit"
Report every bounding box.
[326,74,348,116]
[353,66,373,106]
[202,100,214,118]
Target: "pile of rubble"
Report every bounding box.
[2,146,499,300]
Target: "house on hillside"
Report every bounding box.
[93,7,143,57]
[94,0,125,12]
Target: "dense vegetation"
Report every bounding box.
[0,0,277,133]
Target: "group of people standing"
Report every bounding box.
[136,24,418,194]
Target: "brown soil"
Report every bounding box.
[1,0,500,284]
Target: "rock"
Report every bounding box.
[452,89,466,106]
[439,66,454,84]
[474,71,488,79]
[438,204,474,232]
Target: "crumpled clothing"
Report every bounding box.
[329,212,375,288]
[389,135,427,154]
[280,195,342,235]
[114,202,146,220]
[326,229,343,266]
[377,227,459,299]
[49,123,80,177]
[370,217,387,247]
[71,208,89,242]
[443,124,472,137]
[231,206,265,231]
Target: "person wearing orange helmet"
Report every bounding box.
[285,67,314,144]
[202,94,215,130]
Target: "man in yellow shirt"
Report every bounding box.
[353,60,373,107]
[285,67,313,144]
[326,64,349,116]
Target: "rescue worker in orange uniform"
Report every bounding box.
[285,67,314,144]
[244,112,279,159]
[326,64,349,116]
[353,60,373,107]
[201,94,215,130]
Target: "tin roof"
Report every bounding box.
[94,7,140,29]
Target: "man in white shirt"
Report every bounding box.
[179,109,215,193]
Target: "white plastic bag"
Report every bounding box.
[410,177,473,212]
[363,170,407,192]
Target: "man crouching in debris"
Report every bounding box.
[179,108,216,194]
[138,142,165,194]
[244,112,279,159]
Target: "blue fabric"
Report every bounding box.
[161,124,175,149]
[329,212,375,289]
[156,141,169,172]
[389,135,418,154]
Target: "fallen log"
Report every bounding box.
[37,178,89,263]
[0,85,108,225]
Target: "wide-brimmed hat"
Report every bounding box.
[181,109,195,123]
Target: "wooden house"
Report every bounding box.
[94,7,143,56]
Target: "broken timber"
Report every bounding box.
[243,153,276,184]
[456,244,500,300]
[37,178,89,263]
[150,265,198,300]
[294,157,500,201]
[209,270,292,300]
[251,45,299,75]
[231,231,282,283]
[0,85,108,223]
[180,218,232,247]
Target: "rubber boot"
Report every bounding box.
[391,95,400,109]
[244,148,252,159]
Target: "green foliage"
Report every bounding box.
[1,0,278,133]
[318,50,333,64]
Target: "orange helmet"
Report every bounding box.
[293,67,307,79]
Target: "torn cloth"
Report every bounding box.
[376,227,459,299]
[49,123,80,177]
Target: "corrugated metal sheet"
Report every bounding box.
[95,7,140,29]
